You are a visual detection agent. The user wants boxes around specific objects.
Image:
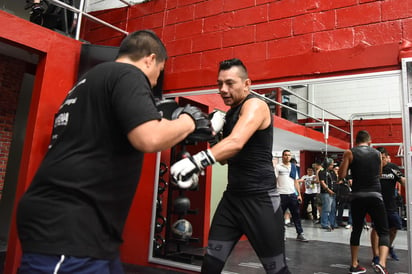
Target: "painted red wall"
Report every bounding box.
[82,0,412,92]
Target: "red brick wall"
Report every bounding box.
[0,55,26,200]
[81,0,412,92]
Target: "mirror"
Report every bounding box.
[148,69,408,273]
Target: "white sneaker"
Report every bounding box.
[345,224,352,229]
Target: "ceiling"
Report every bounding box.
[273,127,344,153]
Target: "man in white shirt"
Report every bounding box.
[275,150,309,242]
[300,167,319,221]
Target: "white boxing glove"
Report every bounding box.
[209,110,226,134]
[173,173,199,189]
[170,150,216,188]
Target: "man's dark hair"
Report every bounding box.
[282,149,291,156]
[355,130,371,144]
[117,30,168,62]
[322,157,334,169]
[218,58,248,79]
[376,146,388,156]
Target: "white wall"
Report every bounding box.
[293,72,402,121]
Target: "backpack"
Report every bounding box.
[336,180,352,204]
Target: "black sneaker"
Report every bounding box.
[349,265,366,274]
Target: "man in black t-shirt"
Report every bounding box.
[370,147,406,264]
[318,158,338,230]
[16,30,212,274]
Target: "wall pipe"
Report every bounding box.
[349,111,402,148]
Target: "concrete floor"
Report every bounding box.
[125,219,409,274]
[1,220,409,273]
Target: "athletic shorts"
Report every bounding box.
[387,210,402,230]
[18,252,124,274]
[371,210,402,230]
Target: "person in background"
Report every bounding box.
[318,158,338,231]
[370,147,406,265]
[300,167,319,221]
[313,161,323,224]
[171,58,290,274]
[335,165,353,228]
[275,150,309,242]
[16,30,212,274]
[339,130,389,274]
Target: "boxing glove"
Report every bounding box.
[209,110,225,134]
[170,150,216,187]
[172,104,214,142]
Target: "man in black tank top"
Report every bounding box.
[171,58,290,274]
[339,130,390,274]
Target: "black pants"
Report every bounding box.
[202,190,290,274]
[280,194,304,235]
[302,193,317,220]
[350,195,389,247]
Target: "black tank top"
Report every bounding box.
[223,94,276,194]
[350,145,381,193]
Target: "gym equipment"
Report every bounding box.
[188,176,199,191]
[173,196,191,215]
[209,110,225,133]
[170,150,215,184]
[159,162,168,177]
[156,99,179,120]
[158,178,168,194]
[171,219,193,240]
[171,172,199,190]
[153,234,165,255]
[155,215,166,233]
[156,197,163,213]
[172,104,214,142]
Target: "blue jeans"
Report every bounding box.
[320,193,336,228]
[280,194,304,235]
[18,252,124,274]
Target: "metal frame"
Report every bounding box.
[400,57,412,274]
[48,0,129,40]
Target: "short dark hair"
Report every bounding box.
[117,30,168,62]
[322,157,334,168]
[355,130,371,144]
[282,149,291,156]
[218,58,248,79]
[376,146,388,156]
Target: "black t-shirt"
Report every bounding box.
[318,169,337,193]
[224,94,276,194]
[380,162,403,211]
[17,62,161,259]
